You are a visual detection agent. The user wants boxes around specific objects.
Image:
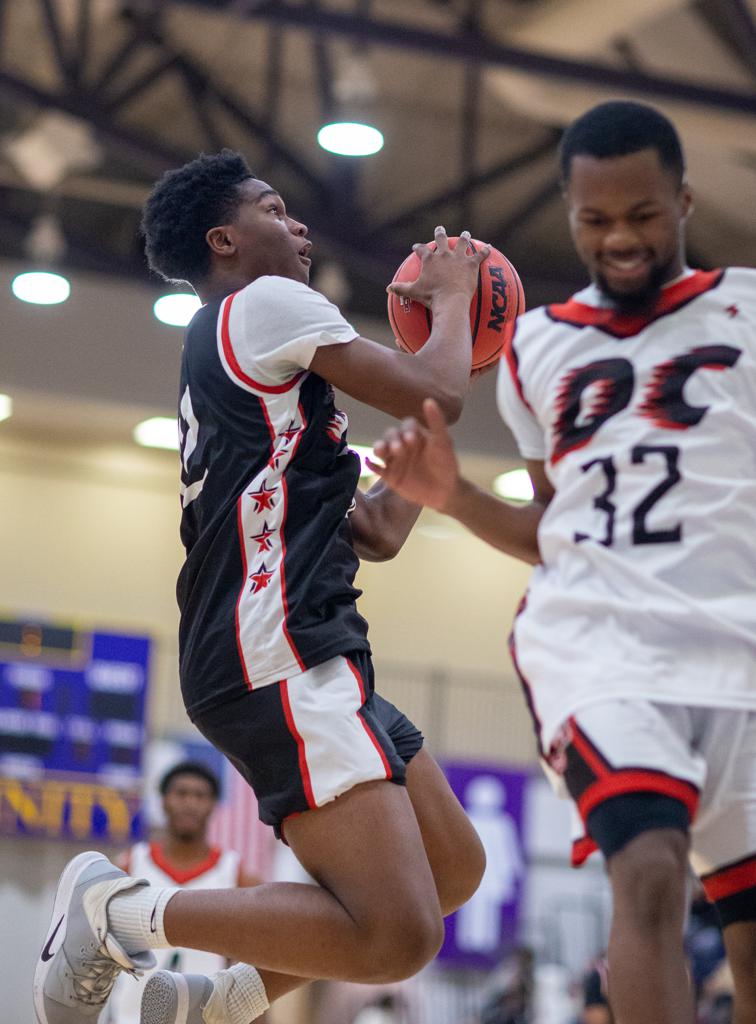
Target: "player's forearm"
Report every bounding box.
[408,296,475,423]
[441,477,544,565]
[350,482,422,561]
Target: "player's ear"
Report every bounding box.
[206,225,236,257]
[679,182,694,220]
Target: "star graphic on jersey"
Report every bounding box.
[251,522,275,554]
[277,419,301,444]
[249,563,274,594]
[725,304,739,318]
[249,480,276,512]
[269,449,288,470]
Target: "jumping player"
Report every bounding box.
[368,101,756,1024]
[105,762,257,1023]
[33,152,487,1024]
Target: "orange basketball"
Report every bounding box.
[387,238,525,370]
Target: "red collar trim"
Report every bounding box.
[547,269,724,339]
[149,842,222,884]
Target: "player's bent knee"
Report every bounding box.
[359,907,445,983]
[438,832,486,915]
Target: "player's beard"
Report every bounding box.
[595,258,673,315]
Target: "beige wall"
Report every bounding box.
[0,430,536,759]
[0,426,546,1024]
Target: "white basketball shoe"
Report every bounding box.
[34,850,157,1024]
[141,971,228,1024]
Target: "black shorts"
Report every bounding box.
[191,650,423,836]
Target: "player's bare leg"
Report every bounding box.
[722,920,756,1024]
[161,777,443,982]
[249,747,486,1003]
[404,747,486,914]
[606,829,693,1024]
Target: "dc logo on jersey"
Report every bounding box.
[326,409,348,443]
[552,344,741,463]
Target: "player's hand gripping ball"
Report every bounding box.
[387,237,525,370]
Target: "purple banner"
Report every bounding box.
[439,761,528,970]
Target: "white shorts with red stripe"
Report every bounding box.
[544,699,756,916]
[193,650,423,837]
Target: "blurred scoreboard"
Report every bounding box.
[0,616,150,844]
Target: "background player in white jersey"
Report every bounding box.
[367,102,756,1024]
[34,155,487,1024]
[106,762,257,1023]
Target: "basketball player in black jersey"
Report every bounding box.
[34,152,488,1024]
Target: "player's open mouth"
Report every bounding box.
[602,254,650,275]
[299,255,311,267]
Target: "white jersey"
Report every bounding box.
[106,842,241,1024]
[498,267,756,752]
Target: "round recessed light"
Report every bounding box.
[0,394,12,422]
[133,417,179,451]
[492,468,534,503]
[11,271,70,305]
[153,293,201,327]
[317,122,384,157]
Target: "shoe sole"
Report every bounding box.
[141,971,190,1024]
[33,850,108,1024]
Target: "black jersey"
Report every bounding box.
[176,275,370,717]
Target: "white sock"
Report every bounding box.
[215,963,270,1024]
[107,885,180,954]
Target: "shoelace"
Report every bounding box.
[71,948,126,1007]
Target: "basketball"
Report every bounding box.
[387,237,525,370]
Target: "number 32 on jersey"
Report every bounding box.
[550,344,742,548]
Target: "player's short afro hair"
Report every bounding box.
[159,761,221,800]
[559,101,685,187]
[141,150,255,285]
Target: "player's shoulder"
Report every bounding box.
[511,303,552,339]
[719,266,756,299]
[239,275,326,307]
[509,302,566,357]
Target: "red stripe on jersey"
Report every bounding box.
[280,679,316,809]
[570,720,613,776]
[547,269,724,339]
[276,399,307,672]
[508,596,544,754]
[148,842,223,884]
[234,494,254,691]
[701,854,756,902]
[577,769,699,824]
[221,291,306,394]
[571,835,597,867]
[346,657,393,779]
[503,326,535,414]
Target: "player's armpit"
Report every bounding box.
[526,459,555,506]
[310,335,466,423]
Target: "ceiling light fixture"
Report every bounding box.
[317,52,383,158]
[0,394,13,422]
[153,293,202,327]
[11,271,71,305]
[492,468,534,503]
[133,417,179,451]
[317,122,384,157]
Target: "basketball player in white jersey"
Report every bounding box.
[105,762,257,1023]
[368,102,756,1024]
[33,155,488,1024]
